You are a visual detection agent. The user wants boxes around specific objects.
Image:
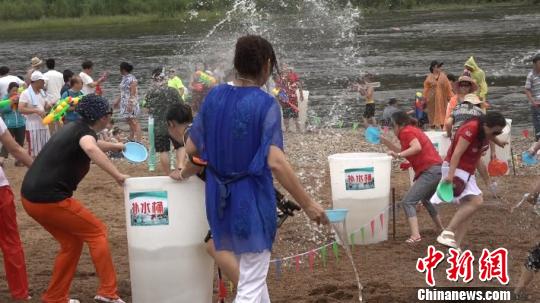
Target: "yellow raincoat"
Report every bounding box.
[464,56,488,100]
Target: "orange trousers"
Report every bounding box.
[0,186,29,300]
[22,197,119,303]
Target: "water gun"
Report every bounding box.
[195,71,217,87]
[42,96,81,125]
[272,88,298,112]
[0,95,16,110]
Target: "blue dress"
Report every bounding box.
[190,84,284,255]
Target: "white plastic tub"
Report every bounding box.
[328,153,391,244]
[124,177,213,303]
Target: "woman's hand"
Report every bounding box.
[114,143,125,152]
[303,201,329,225]
[169,169,186,181]
[115,173,130,186]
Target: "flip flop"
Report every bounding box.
[406,236,422,244]
[437,230,457,249]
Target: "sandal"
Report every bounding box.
[437,230,457,249]
[94,295,126,303]
[406,236,422,244]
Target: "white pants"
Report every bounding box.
[234,250,271,303]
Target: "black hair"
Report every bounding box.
[63,69,74,83]
[447,73,457,82]
[120,62,134,73]
[234,35,278,79]
[46,59,55,70]
[7,82,19,92]
[388,98,398,105]
[166,103,193,125]
[533,54,540,64]
[0,66,9,76]
[82,60,93,70]
[391,111,417,127]
[476,111,506,142]
[112,127,120,136]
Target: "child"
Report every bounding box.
[0,115,33,301]
[0,82,26,166]
[21,94,128,303]
[380,98,400,127]
[61,75,84,123]
[354,74,377,127]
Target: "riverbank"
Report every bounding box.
[0,11,222,39]
[359,0,537,13]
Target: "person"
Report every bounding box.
[80,60,106,95]
[114,62,141,142]
[0,115,34,301]
[44,59,64,106]
[44,59,65,134]
[515,186,540,299]
[145,68,185,174]
[431,111,506,250]
[526,54,540,140]
[447,73,457,94]
[18,71,51,158]
[444,75,478,125]
[381,111,444,243]
[423,60,453,129]
[0,66,25,99]
[60,69,74,96]
[189,62,212,114]
[21,94,128,303]
[61,75,84,123]
[276,63,304,132]
[173,35,328,302]
[464,56,488,103]
[167,68,186,100]
[25,57,43,86]
[445,93,484,138]
[0,82,26,167]
[352,74,377,127]
[380,97,400,127]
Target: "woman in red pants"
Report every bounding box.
[0,116,33,301]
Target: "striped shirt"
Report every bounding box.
[525,70,540,100]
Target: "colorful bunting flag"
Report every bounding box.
[361,227,365,244]
[332,241,339,262]
[380,213,384,229]
[370,219,375,238]
[321,246,328,268]
[308,250,315,272]
[350,233,355,250]
[352,122,359,130]
[295,255,301,272]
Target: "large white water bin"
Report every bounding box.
[482,119,512,173]
[328,153,391,244]
[124,177,213,303]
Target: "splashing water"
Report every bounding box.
[331,220,363,302]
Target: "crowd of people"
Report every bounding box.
[0,34,539,302]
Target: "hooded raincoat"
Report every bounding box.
[464,57,488,101]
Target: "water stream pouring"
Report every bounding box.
[325,209,363,302]
[511,193,540,215]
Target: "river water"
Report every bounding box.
[0,3,539,132]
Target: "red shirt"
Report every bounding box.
[398,125,442,180]
[444,119,488,174]
[276,71,300,106]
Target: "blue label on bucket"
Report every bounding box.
[129,191,169,226]
[344,167,375,190]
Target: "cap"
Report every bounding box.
[76,94,112,122]
[31,57,43,68]
[429,60,444,72]
[30,71,45,82]
[463,93,483,105]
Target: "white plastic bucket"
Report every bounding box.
[328,153,391,244]
[124,177,213,303]
[482,119,512,174]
